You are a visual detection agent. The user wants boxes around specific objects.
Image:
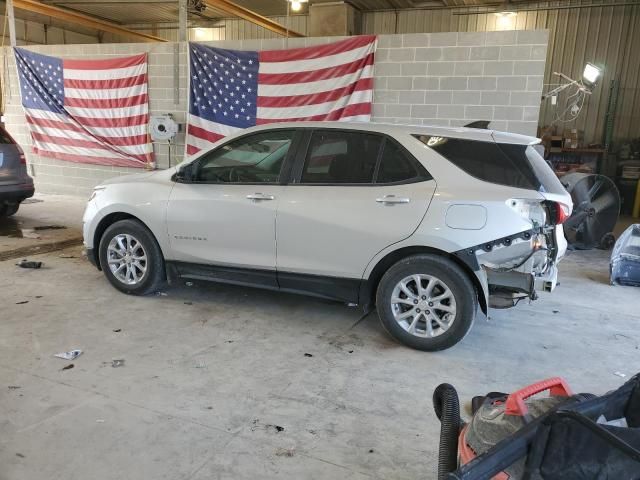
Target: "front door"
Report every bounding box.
[276,129,437,297]
[166,129,298,286]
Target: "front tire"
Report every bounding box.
[98,219,165,295]
[376,254,477,351]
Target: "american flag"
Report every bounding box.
[14,48,153,168]
[186,35,377,155]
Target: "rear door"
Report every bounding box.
[275,129,436,296]
[0,128,25,186]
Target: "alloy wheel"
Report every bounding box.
[107,233,148,285]
[390,274,457,338]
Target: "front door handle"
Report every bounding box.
[376,195,410,205]
[246,193,275,201]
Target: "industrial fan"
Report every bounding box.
[562,172,621,250]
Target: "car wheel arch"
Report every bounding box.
[93,212,165,270]
[359,245,487,315]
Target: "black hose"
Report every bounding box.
[433,383,461,480]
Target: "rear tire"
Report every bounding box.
[376,254,477,351]
[0,202,19,217]
[98,219,165,295]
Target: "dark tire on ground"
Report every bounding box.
[0,203,19,217]
[98,219,166,295]
[376,254,477,352]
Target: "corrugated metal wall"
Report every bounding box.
[137,15,309,42]
[218,15,308,39]
[361,1,640,144]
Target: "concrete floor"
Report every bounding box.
[1,197,639,480]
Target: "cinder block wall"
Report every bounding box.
[2,30,547,197]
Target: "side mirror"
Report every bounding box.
[174,164,192,183]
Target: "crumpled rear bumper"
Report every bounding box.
[455,225,564,308]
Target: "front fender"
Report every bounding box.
[84,180,174,260]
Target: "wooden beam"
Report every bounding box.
[204,0,305,37]
[7,0,17,46]
[12,0,168,42]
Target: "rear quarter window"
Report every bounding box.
[414,135,543,191]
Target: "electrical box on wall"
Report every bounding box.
[150,114,179,141]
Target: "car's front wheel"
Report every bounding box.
[376,254,477,351]
[98,219,165,295]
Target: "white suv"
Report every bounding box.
[83,122,572,351]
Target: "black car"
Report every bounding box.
[0,125,34,217]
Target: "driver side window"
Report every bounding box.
[194,130,295,184]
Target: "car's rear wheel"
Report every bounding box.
[98,219,165,295]
[0,202,19,217]
[376,254,476,351]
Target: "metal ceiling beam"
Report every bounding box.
[203,0,305,37]
[12,0,168,41]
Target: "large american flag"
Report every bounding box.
[186,35,377,155]
[14,48,153,168]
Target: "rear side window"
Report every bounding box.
[500,144,568,195]
[301,131,382,184]
[376,140,425,184]
[414,135,540,190]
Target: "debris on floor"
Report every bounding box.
[8,385,21,389]
[20,229,40,239]
[156,292,168,296]
[304,353,313,357]
[266,424,285,433]
[251,419,285,433]
[96,419,106,423]
[614,371,627,378]
[184,301,193,305]
[185,281,194,287]
[15,300,28,305]
[275,447,295,457]
[54,349,83,360]
[111,359,125,368]
[112,329,122,333]
[17,259,43,269]
[16,453,25,458]
[59,254,76,258]
[61,364,74,371]
[33,225,67,231]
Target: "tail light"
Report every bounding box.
[548,202,571,225]
[16,144,26,164]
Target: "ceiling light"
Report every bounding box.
[494,11,516,30]
[288,0,307,12]
[583,63,603,87]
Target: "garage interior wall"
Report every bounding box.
[136,0,637,145]
[2,30,547,197]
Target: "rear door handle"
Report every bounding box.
[376,195,410,205]
[246,193,275,201]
